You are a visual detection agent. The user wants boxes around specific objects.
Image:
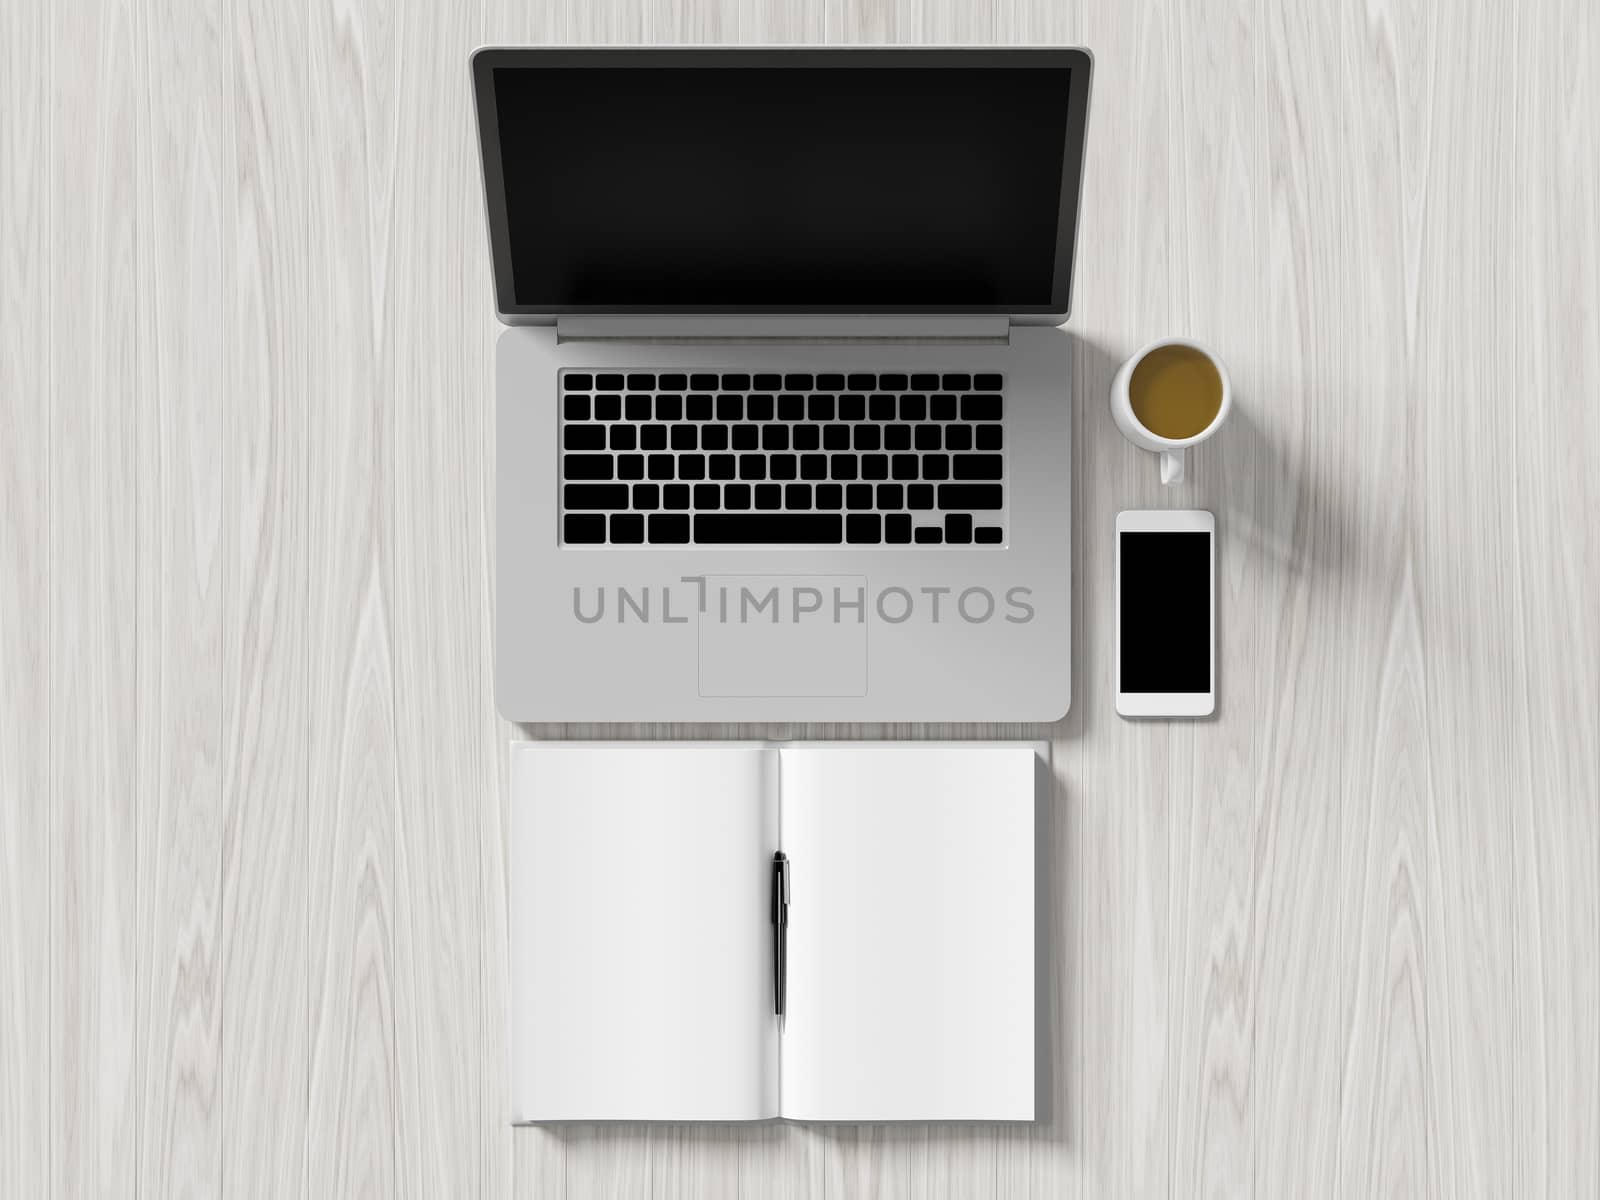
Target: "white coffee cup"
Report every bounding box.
[1111,337,1232,485]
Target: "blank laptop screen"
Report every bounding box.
[480,55,1086,312]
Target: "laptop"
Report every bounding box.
[471,47,1093,722]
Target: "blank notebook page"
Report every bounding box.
[509,744,777,1121]
[778,745,1037,1121]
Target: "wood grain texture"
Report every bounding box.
[2,0,51,1194]
[50,0,141,1194]
[10,0,1600,1197]
[218,0,310,1194]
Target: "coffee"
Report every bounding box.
[1128,344,1223,440]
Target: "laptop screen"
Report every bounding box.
[474,50,1091,316]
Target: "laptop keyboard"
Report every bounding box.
[559,371,1006,547]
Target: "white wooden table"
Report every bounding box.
[4,0,1596,1195]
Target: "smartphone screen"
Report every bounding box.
[1119,530,1211,693]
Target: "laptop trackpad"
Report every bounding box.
[697,574,868,697]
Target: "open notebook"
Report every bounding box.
[508,741,1044,1123]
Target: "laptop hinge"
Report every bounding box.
[555,315,1011,343]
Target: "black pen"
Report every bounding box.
[771,852,789,1031]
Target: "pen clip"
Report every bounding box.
[772,852,789,921]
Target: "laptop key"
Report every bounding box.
[914,425,941,451]
[876,483,904,509]
[953,454,1003,481]
[700,425,728,451]
[732,424,759,450]
[747,394,775,421]
[640,425,667,450]
[975,424,1003,451]
[974,372,1003,390]
[869,394,897,421]
[594,393,621,421]
[609,425,636,451]
[822,425,850,450]
[861,454,889,481]
[625,394,652,420]
[785,483,812,509]
[658,373,688,391]
[754,484,782,510]
[784,373,814,391]
[647,455,674,480]
[937,483,1003,510]
[564,514,605,544]
[678,455,706,481]
[769,454,798,481]
[656,394,683,421]
[930,393,957,420]
[670,424,696,450]
[649,513,691,544]
[664,484,691,509]
[807,394,835,421]
[610,513,644,544]
[762,424,789,450]
[853,425,880,451]
[694,513,842,543]
[838,394,866,421]
[884,425,911,451]
[564,483,629,509]
[739,457,766,481]
[564,394,590,421]
[778,393,806,421]
[815,483,843,510]
[911,373,939,390]
[694,483,720,509]
[847,513,882,544]
[891,454,919,481]
[720,373,751,390]
[563,425,606,451]
[975,525,1004,544]
[816,373,845,390]
[944,513,973,544]
[564,373,594,390]
[753,373,782,390]
[899,394,926,421]
[792,424,820,451]
[716,394,743,421]
[941,373,971,390]
[830,457,858,481]
[879,373,908,390]
[885,513,912,543]
[690,373,719,390]
[723,483,751,510]
[632,483,660,510]
[685,393,713,421]
[845,483,874,509]
[627,373,655,390]
[914,527,943,545]
[596,373,625,390]
[708,454,736,480]
[922,454,949,481]
[907,484,934,510]
[944,425,972,450]
[616,454,645,481]
[800,454,828,481]
[960,393,1003,421]
[847,373,876,390]
[564,455,613,480]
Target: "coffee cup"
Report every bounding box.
[1111,337,1231,484]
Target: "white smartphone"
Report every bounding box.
[1115,509,1216,718]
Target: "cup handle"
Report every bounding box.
[1160,449,1185,485]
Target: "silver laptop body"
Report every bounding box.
[474,47,1093,722]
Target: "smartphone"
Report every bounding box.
[1115,509,1216,718]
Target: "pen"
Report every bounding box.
[771,852,789,1031]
